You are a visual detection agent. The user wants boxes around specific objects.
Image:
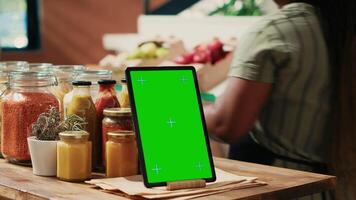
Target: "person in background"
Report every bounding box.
[204,0,355,199]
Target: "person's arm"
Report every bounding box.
[204,77,272,144]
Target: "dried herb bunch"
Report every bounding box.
[31,106,87,140]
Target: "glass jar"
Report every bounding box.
[0,61,28,158]
[106,131,138,178]
[95,80,120,121]
[28,63,53,72]
[0,61,29,72]
[63,70,112,116]
[57,131,92,182]
[102,108,133,165]
[49,65,85,115]
[0,72,9,158]
[118,79,130,108]
[95,80,120,166]
[1,72,59,165]
[66,81,99,170]
[74,69,112,101]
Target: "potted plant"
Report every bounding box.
[28,106,86,176]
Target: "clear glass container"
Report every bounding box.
[1,72,59,165]
[49,65,85,115]
[102,108,133,165]
[0,62,28,158]
[0,61,29,72]
[106,131,138,178]
[57,131,92,182]
[74,70,112,101]
[28,63,53,72]
[118,79,130,108]
[0,72,9,158]
[95,80,120,166]
[63,70,112,116]
[95,80,120,121]
[66,81,99,170]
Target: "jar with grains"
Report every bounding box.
[63,70,112,116]
[106,131,138,178]
[49,65,85,115]
[1,72,59,165]
[0,61,28,158]
[66,81,99,170]
[118,79,130,108]
[57,131,92,182]
[102,108,133,165]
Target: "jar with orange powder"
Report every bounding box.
[0,61,29,158]
[1,72,59,165]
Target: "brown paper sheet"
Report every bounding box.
[86,168,267,199]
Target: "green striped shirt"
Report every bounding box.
[229,3,332,163]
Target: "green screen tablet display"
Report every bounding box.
[127,67,215,186]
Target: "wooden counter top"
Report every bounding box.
[0,157,336,200]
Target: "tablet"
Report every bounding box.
[126,66,216,187]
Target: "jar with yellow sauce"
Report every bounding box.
[118,79,130,108]
[66,81,99,170]
[57,131,92,182]
[106,131,138,178]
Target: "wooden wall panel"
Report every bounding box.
[1,0,166,65]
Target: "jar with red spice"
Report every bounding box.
[102,108,133,165]
[0,61,29,159]
[1,71,59,165]
[0,72,9,159]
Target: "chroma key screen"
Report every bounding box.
[127,68,214,185]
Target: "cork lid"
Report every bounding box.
[103,108,131,117]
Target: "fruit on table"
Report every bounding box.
[127,48,145,60]
[155,47,169,58]
[139,43,157,58]
[174,38,229,65]
[127,41,169,60]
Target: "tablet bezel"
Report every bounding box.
[126,66,216,188]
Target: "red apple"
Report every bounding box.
[194,43,208,53]
[208,39,223,53]
[174,53,194,64]
[193,51,210,64]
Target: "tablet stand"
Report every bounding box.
[166,179,206,191]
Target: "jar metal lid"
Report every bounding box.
[104,108,131,117]
[72,81,92,86]
[107,131,135,139]
[98,79,116,85]
[59,131,90,140]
